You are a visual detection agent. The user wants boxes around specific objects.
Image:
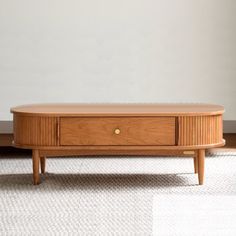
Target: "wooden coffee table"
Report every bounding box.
[11,103,225,185]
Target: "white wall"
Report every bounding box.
[0,0,235,120]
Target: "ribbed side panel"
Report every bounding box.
[178,115,223,146]
[14,115,57,146]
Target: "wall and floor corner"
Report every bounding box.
[0,0,236,131]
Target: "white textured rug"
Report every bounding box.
[0,152,236,235]
[153,195,236,236]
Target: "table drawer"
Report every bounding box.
[60,117,176,146]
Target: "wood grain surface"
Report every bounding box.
[13,114,58,146]
[178,115,223,146]
[11,103,225,117]
[60,117,176,146]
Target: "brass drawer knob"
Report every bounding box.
[114,128,121,135]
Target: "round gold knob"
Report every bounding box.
[114,128,121,135]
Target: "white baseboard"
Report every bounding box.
[0,120,235,134]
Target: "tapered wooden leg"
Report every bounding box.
[198,149,205,185]
[32,150,40,185]
[194,152,198,174]
[40,156,46,174]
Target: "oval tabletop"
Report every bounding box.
[11,103,225,117]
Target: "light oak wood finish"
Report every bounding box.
[2,134,235,149]
[178,115,223,146]
[11,103,225,185]
[194,153,198,174]
[198,149,205,185]
[60,117,176,146]
[13,115,58,146]
[32,150,40,185]
[11,103,224,117]
[40,156,46,174]
[38,149,197,157]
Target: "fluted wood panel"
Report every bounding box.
[178,115,223,146]
[14,115,57,146]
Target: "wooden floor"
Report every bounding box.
[0,134,13,147]
[208,134,236,154]
[223,134,236,148]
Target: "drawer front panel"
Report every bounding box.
[60,117,176,146]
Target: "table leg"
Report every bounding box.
[40,156,46,174]
[194,152,198,174]
[198,149,205,185]
[32,150,40,185]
